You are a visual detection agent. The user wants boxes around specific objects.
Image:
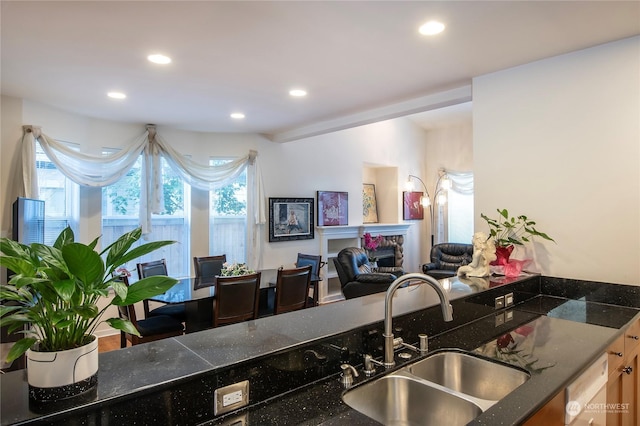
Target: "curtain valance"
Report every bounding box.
[18,124,266,267]
[444,169,474,195]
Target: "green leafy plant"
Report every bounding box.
[0,227,178,363]
[480,208,555,248]
[220,262,255,277]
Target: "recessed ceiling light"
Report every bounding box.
[289,89,307,97]
[107,92,126,99]
[419,20,445,36]
[147,54,172,65]
[230,112,245,119]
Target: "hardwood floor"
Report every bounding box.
[98,334,122,353]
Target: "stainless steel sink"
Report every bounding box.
[404,349,530,401]
[342,349,530,425]
[342,374,482,426]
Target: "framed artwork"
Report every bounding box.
[362,184,378,223]
[317,191,348,226]
[403,191,424,220]
[269,198,315,242]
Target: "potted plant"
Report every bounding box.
[0,226,178,402]
[480,208,555,265]
[220,262,255,277]
[362,233,384,265]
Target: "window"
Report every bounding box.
[446,190,474,244]
[209,159,247,263]
[442,171,474,244]
[35,141,79,244]
[102,154,190,277]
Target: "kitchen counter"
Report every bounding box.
[207,288,640,426]
[1,274,639,425]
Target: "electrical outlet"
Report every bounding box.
[214,380,249,416]
[223,390,243,407]
[505,292,514,307]
[217,413,247,426]
[505,310,514,323]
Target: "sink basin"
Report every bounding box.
[404,349,529,401]
[342,374,482,426]
[342,349,530,425]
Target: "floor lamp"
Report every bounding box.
[406,171,451,247]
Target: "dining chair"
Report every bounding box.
[213,272,261,327]
[116,275,184,348]
[274,265,312,315]
[295,253,325,307]
[136,259,187,322]
[193,254,226,278]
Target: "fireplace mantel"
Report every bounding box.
[316,223,412,303]
[316,223,412,239]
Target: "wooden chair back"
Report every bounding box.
[274,265,312,315]
[295,253,322,280]
[137,259,168,279]
[136,259,169,316]
[213,272,261,327]
[193,254,226,278]
[115,275,183,347]
[296,253,324,306]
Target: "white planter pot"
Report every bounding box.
[26,336,99,402]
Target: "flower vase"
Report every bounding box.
[491,245,514,266]
[26,336,99,402]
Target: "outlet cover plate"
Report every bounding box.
[214,380,249,416]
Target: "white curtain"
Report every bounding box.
[19,125,266,268]
[439,169,474,243]
[445,170,474,195]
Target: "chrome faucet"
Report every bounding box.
[383,273,453,367]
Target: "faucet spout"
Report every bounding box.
[383,273,453,367]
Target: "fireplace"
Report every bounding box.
[364,235,404,268]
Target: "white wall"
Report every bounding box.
[473,36,640,285]
[424,120,474,244]
[0,98,431,275]
[0,96,23,238]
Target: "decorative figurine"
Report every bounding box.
[457,231,497,278]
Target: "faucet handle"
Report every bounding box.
[340,363,359,387]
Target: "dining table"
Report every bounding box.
[149,272,321,333]
[148,276,279,333]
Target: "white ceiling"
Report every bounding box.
[2,1,638,141]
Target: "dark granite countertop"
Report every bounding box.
[2,274,639,425]
[205,306,633,425]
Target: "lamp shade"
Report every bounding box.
[405,179,415,191]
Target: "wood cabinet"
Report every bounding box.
[606,315,640,426]
[525,316,640,426]
[523,389,565,426]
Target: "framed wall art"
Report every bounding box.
[317,191,348,226]
[362,184,378,223]
[269,198,315,242]
[403,191,424,220]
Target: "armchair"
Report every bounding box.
[422,243,473,279]
[333,247,400,299]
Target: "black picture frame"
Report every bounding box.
[269,198,315,242]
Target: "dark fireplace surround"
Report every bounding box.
[362,235,404,268]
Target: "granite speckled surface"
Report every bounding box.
[2,274,639,425]
[203,313,619,426]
